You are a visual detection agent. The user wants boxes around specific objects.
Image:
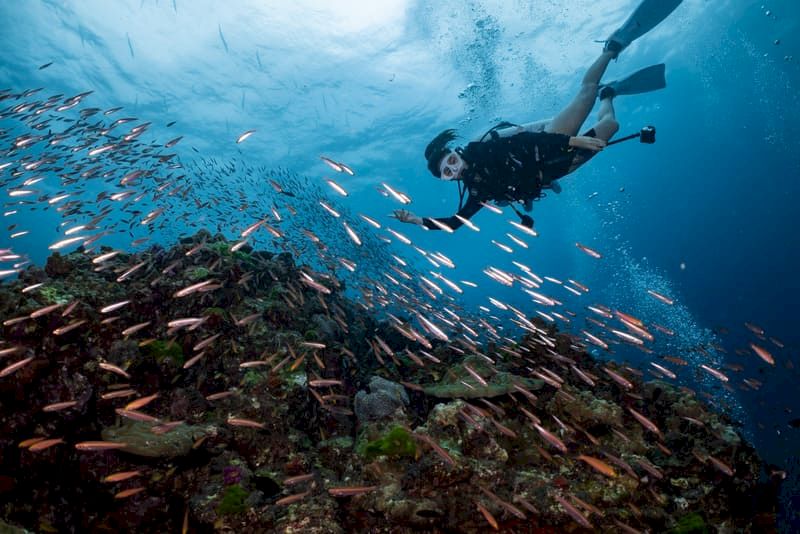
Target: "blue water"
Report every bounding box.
[2,0,799,529]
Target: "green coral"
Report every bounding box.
[142,340,184,365]
[207,240,231,256]
[216,484,249,516]
[38,285,71,305]
[285,370,307,387]
[186,266,210,280]
[320,436,354,451]
[242,368,269,387]
[208,240,253,264]
[361,426,417,461]
[669,512,709,534]
[266,285,283,301]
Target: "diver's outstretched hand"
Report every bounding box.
[569,136,607,152]
[391,209,423,225]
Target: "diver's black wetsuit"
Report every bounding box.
[422,131,576,231]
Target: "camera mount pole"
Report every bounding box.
[606,132,642,146]
[606,125,656,147]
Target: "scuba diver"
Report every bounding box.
[392,0,683,231]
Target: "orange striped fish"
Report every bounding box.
[114,487,146,499]
[475,501,499,530]
[28,438,65,451]
[576,454,617,478]
[103,470,142,483]
[124,393,159,411]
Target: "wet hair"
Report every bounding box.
[424,129,458,178]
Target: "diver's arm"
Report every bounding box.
[421,195,482,231]
[391,196,482,232]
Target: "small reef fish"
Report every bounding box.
[475,501,499,530]
[749,343,775,365]
[647,289,674,305]
[236,129,256,144]
[325,179,348,197]
[114,487,146,499]
[576,455,617,478]
[28,438,65,451]
[42,401,78,412]
[227,417,266,429]
[74,441,128,451]
[327,485,379,497]
[575,242,602,259]
[275,491,311,506]
[320,156,343,173]
[0,357,35,377]
[533,423,567,453]
[627,407,662,437]
[103,470,142,483]
[553,493,592,529]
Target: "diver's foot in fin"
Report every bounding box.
[598,85,616,100]
[604,0,683,58]
[603,40,625,59]
[599,63,666,99]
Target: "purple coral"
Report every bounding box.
[223,465,242,486]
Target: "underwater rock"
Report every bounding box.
[311,313,339,342]
[101,420,211,458]
[422,355,543,399]
[369,482,445,528]
[548,388,623,427]
[354,376,409,423]
[272,499,345,534]
[44,252,73,277]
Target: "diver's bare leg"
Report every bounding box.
[545,51,615,136]
[566,96,620,173]
[589,96,620,142]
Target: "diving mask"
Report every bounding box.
[438,151,465,181]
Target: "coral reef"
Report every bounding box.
[0,233,780,533]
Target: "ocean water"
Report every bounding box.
[1,0,799,532]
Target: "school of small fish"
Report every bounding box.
[0,76,791,532]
